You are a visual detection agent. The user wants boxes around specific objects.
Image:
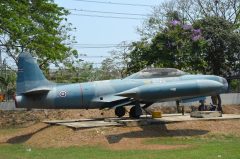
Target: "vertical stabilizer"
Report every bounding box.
[16,53,51,94]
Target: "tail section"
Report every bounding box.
[16,53,51,95]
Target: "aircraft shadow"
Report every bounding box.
[6,125,50,144]
[106,124,209,144]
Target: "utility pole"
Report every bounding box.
[214,0,219,17]
[3,59,6,79]
[0,48,2,67]
[3,58,7,101]
[0,49,2,77]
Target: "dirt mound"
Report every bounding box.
[0,109,115,127]
[0,105,240,150]
[222,105,240,114]
[0,105,239,127]
[0,119,240,150]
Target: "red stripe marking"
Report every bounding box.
[80,84,84,107]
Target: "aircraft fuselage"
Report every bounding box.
[16,74,228,109]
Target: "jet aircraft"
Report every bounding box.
[15,53,228,118]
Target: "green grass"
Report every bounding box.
[0,135,239,159]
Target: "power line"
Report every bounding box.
[74,46,129,49]
[72,0,153,7]
[71,43,120,46]
[73,42,131,44]
[70,44,131,48]
[69,9,148,17]
[79,56,109,58]
[73,46,122,48]
[71,13,143,20]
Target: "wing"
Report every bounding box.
[116,79,222,103]
[92,95,133,109]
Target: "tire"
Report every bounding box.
[198,104,205,111]
[115,107,126,117]
[129,106,142,119]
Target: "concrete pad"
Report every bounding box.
[113,114,240,126]
[43,113,240,129]
[161,113,240,122]
[190,111,222,118]
[43,118,99,124]
[58,120,123,129]
[115,119,147,127]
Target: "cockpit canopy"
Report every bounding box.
[126,68,188,79]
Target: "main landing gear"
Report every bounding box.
[129,103,142,119]
[114,105,142,118]
[115,106,126,118]
[129,102,153,118]
[114,102,152,119]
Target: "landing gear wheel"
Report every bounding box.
[211,95,222,113]
[129,105,142,119]
[198,104,205,111]
[216,95,222,112]
[115,107,126,118]
[198,100,206,111]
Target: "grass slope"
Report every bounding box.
[0,134,239,159]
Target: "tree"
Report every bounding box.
[194,16,240,76]
[0,0,77,69]
[151,21,206,72]
[0,71,16,100]
[129,16,240,76]
[128,0,240,76]
[127,17,206,74]
[49,62,98,83]
[138,0,240,39]
[127,41,151,73]
[95,41,130,78]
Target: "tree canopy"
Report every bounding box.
[0,0,77,69]
[194,16,240,76]
[138,0,240,39]
[127,0,240,77]
[128,16,206,74]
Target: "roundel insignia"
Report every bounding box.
[59,91,67,97]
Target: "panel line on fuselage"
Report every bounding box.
[80,83,84,108]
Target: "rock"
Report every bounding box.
[190,111,222,118]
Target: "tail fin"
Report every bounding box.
[16,53,51,95]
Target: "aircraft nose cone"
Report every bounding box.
[221,77,229,92]
[200,80,223,88]
[198,80,224,94]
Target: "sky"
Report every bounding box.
[55,0,165,66]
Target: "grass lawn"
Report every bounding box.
[0,134,239,159]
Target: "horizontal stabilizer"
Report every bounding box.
[23,87,51,95]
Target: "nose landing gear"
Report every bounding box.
[212,95,222,112]
[197,95,222,112]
